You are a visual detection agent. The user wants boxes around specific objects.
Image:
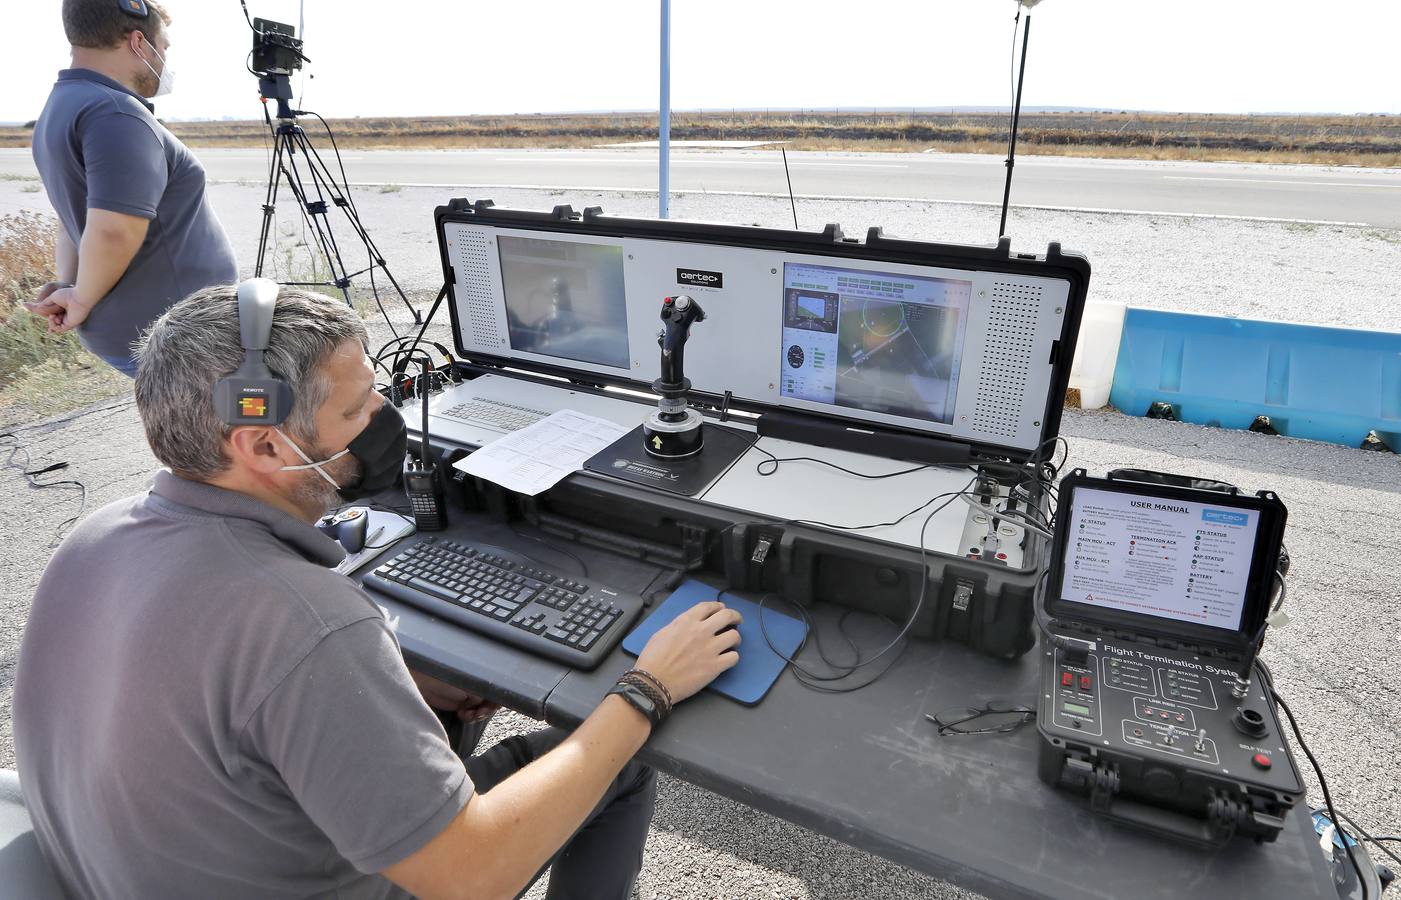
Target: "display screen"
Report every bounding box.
[238,395,268,419]
[1060,487,1262,632]
[1063,702,1091,716]
[498,236,629,369]
[779,263,971,426]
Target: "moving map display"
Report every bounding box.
[779,263,971,425]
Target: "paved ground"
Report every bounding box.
[0,172,1398,897]
[6,176,1397,333]
[4,146,1401,226]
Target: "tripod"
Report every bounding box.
[253,74,420,329]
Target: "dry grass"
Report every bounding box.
[6,110,1392,166]
[0,212,129,422]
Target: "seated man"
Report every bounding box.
[13,284,741,899]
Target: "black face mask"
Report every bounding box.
[338,403,408,501]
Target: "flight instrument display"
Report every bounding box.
[779,262,972,426]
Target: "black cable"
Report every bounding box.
[1272,688,1368,900]
[740,476,979,694]
[1336,809,1401,869]
[239,0,255,31]
[303,109,419,333]
[0,433,88,545]
[752,441,931,480]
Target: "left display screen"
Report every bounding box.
[498,236,630,369]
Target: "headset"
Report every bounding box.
[214,279,295,426]
[117,0,149,18]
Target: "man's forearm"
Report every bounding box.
[75,213,149,307]
[55,229,78,284]
[387,695,651,900]
[469,696,650,895]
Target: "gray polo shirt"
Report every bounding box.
[31,69,238,364]
[13,471,472,899]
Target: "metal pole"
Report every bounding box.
[998,13,1030,239]
[659,0,671,219]
[298,0,305,40]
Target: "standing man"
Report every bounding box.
[26,0,237,376]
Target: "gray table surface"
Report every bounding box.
[358,510,1335,900]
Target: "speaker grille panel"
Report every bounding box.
[453,230,501,347]
[972,281,1043,438]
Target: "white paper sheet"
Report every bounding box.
[452,410,631,496]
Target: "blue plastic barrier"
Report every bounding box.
[1109,308,1401,449]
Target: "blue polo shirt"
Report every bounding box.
[31,69,238,368]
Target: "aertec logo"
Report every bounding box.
[676,268,723,289]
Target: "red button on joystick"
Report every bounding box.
[1252,753,1272,770]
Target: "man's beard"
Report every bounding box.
[288,443,365,518]
[135,68,160,99]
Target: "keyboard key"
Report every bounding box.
[545,628,571,643]
[408,578,457,602]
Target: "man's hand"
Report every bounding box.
[30,280,70,307]
[24,286,95,334]
[634,601,742,704]
[22,281,72,328]
[409,670,501,723]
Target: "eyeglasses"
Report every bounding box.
[925,702,1037,736]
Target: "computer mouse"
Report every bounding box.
[317,506,369,553]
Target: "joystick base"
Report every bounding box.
[642,409,705,460]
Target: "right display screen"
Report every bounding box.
[779,262,972,426]
[1060,486,1262,633]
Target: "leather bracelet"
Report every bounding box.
[624,668,674,710]
[618,673,670,717]
[608,680,664,728]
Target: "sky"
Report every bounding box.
[4,0,1399,123]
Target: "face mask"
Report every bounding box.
[134,35,175,97]
[276,404,407,502]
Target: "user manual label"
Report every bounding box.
[1061,488,1259,631]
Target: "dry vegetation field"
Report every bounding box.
[4,110,1396,166]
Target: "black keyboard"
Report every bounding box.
[362,537,644,669]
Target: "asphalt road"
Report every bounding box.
[3,146,1400,227]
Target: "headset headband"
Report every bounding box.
[213,279,296,426]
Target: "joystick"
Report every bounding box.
[642,295,706,459]
[317,506,369,553]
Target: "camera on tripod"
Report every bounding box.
[251,18,305,77]
[249,18,308,118]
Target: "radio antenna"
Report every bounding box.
[998,3,1034,239]
[781,145,800,230]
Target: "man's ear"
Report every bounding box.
[227,426,291,475]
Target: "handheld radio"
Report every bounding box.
[405,363,447,531]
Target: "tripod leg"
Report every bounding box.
[286,129,356,310]
[255,129,288,278]
[299,136,422,325]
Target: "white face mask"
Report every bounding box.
[275,427,349,491]
[134,36,175,98]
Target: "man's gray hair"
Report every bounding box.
[134,284,369,481]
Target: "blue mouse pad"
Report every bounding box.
[622,580,808,706]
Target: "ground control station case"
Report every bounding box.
[431,199,1091,658]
